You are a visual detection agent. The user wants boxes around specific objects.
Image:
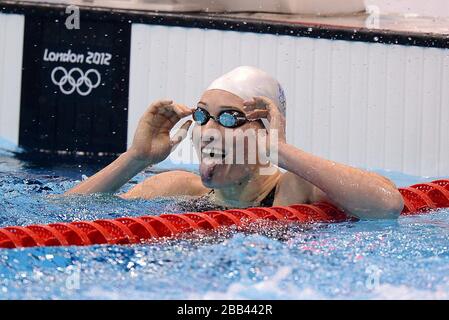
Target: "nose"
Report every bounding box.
[200,121,224,148]
[203,116,220,130]
[201,117,223,137]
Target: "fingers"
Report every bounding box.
[145,100,192,119]
[172,104,193,118]
[243,99,255,106]
[253,96,279,113]
[147,102,192,130]
[162,104,192,131]
[244,96,276,122]
[158,103,192,121]
[144,100,173,116]
[243,99,257,112]
[170,120,193,150]
[156,99,173,106]
[243,96,279,114]
[246,110,269,120]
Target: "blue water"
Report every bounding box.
[1,145,449,299]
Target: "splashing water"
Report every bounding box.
[1,146,449,299]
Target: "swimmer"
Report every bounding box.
[66,66,404,219]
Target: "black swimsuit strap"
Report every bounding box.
[259,186,277,207]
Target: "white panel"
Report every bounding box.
[148,25,170,101]
[329,40,351,164]
[402,46,424,175]
[294,37,316,153]
[311,39,331,159]
[384,45,405,172]
[221,30,241,79]
[127,24,151,147]
[167,27,188,103]
[366,43,387,169]
[203,29,224,91]
[348,41,369,167]
[440,53,449,176]
[257,33,278,77]
[420,47,442,177]
[0,13,24,146]
[276,35,297,145]
[184,27,206,106]
[239,32,260,66]
[129,24,449,177]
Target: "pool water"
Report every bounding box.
[1,146,449,299]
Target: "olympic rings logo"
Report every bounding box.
[51,67,101,96]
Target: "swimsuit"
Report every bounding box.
[172,186,277,213]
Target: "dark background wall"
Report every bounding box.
[19,15,131,157]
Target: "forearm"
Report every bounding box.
[65,151,151,195]
[277,143,404,219]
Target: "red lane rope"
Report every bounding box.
[1,179,448,249]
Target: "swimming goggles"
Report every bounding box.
[192,107,253,128]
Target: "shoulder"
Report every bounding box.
[274,171,328,206]
[121,170,210,199]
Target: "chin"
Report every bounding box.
[200,171,231,189]
[200,164,250,189]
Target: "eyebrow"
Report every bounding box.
[197,102,242,112]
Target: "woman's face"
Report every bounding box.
[192,89,267,188]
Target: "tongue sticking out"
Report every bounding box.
[200,158,221,182]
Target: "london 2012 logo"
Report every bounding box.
[44,49,111,96]
[51,66,101,96]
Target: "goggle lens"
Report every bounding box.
[193,108,209,125]
[218,112,238,128]
[192,107,248,128]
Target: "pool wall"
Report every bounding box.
[0,2,448,177]
[0,13,23,149]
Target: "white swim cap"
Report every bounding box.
[206,66,286,117]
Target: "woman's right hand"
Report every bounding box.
[128,100,193,165]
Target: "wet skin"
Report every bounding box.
[66,89,404,219]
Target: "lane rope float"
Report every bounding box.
[1,179,448,249]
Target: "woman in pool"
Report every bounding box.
[66,66,404,219]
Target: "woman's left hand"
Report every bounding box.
[243,96,286,145]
